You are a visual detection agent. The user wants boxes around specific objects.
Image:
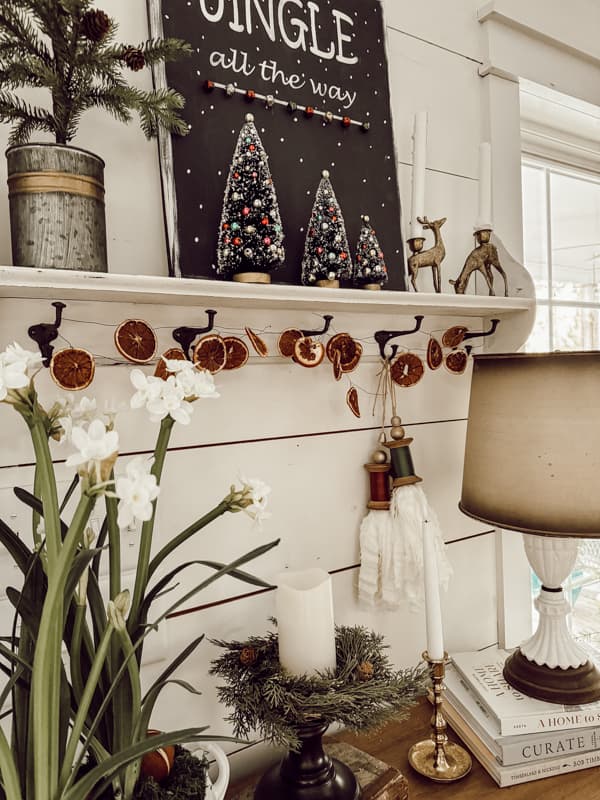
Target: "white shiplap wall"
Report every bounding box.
[0,0,561,783]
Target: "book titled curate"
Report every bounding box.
[451,647,600,736]
[442,696,600,787]
[444,664,600,765]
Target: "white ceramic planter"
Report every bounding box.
[202,743,230,800]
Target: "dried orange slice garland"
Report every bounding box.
[50,347,96,391]
[223,336,249,370]
[326,333,362,373]
[245,327,268,357]
[390,352,424,387]
[332,349,343,381]
[442,325,468,349]
[154,348,186,380]
[277,328,303,358]
[293,336,325,368]
[445,350,469,375]
[426,337,443,370]
[346,387,360,418]
[193,334,227,373]
[114,319,157,364]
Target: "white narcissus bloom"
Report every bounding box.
[0,342,41,401]
[147,376,193,425]
[162,358,220,401]
[130,369,163,410]
[115,457,160,529]
[65,419,119,477]
[239,476,272,523]
[58,396,99,442]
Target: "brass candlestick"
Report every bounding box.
[408,651,472,782]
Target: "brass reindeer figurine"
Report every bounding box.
[407,216,446,293]
[450,229,508,296]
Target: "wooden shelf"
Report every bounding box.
[0,266,534,319]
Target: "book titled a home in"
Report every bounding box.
[451,648,600,735]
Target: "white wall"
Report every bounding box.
[0,0,593,784]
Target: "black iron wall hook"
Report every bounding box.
[374,315,424,360]
[28,301,66,367]
[461,318,500,343]
[301,314,333,337]
[172,309,217,360]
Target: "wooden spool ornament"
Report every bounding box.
[384,417,422,486]
[364,461,391,510]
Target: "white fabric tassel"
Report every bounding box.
[388,483,452,611]
[358,510,393,607]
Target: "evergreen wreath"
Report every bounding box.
[210,623,428,751]
[0,0,192,145]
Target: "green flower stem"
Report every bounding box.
[0,724,22,800]
[105,491,120,599]
[32,466,42,553]
[147,500,230,580]
[69,603,87,705]
[59,621,115,792]
[128,416,174,633]
[118,627,143,800]
[31,492,95,800]
[29,419,61,573]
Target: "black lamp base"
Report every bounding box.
[253,721,361,800]
[503,648,600,705]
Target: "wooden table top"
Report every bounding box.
[331,697,600,799]
[228,697,600,799]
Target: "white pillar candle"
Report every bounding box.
[476,141,493,231]
[409,111,428,240]
[422,520,444,660]
[275,568,337,676]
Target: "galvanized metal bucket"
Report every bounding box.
[6,143,108,272]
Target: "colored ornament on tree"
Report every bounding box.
[301,170,352,287]
[353,214,388,289]
[215,113,285,282]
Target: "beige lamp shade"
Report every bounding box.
[460,351,600,537]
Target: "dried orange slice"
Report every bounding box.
[278,328,303,358]
[154,348,186,380]
[426,337,443,370]
[445,349,469,375]
[114,319,157,364]
[442,325,468,349]
[326,333,362,372]
[346,387,360,418]
[193,334,227,373]
[332,349,343,381]
[50,347,95,391]
[390,352,424,387]
[293,336,325,368]
[223,336,249,370]
[245,327,268,357]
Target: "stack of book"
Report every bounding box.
[445,647,600,787]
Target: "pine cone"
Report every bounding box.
[81,9,111,42]
[122,47,146,72]
[357,661,374,682]
[239,647,258,666]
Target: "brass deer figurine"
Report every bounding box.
[407,216,446,293]
[450,229,508,296]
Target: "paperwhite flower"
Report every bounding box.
[0,342,40,401]
[2,342,43,372]
[240,476,272,523]
[65,419,119,477]
[58,396,99,442]
[115,456,160,529]
[162,358,220,401]
[130,369,163,410]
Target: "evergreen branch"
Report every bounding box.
[0,90,55,144]
[0,6,52,64]
[0,61,57,90]
[137,38,193,65]
[128,87,188,139]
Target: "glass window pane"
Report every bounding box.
[550,172,600,302]
[524,303,550,352]
[522,164,549,296]
[552,306,600,350]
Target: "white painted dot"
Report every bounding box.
[194,236,199,242]
[280,137,285,142]
[186,168,191,174]
[209,104,214,110]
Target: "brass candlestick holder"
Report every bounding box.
[408,651,472,782]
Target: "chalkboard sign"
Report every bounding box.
[149,0,407,290]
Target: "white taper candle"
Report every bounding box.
[409,111,428,240]
[276,568,337,676]
[422,519,444,660]
[476,141,493,231]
